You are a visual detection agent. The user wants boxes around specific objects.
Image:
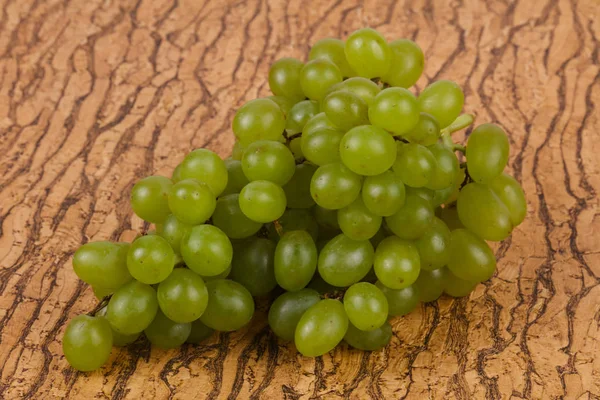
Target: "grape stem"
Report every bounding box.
[273,219,283,237]
[393,136,409,143]
[285,132,302,144]
[453,144,466,153]
[440,113,475,136]
[87,295,111,316]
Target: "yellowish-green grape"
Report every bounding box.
[130,176,172,223]
[268,57,305,102]
[338,196,382,240]
[466,123,510,183]
[343,282,388,331]
[362,171,406,217]
[404,112,440,146]
[385,193,434,240]
[434,167,465,207]
[318,233,374,287]
[268,289,321,341]
[96,307,139,346]
[393,143,436,188]
[127,235,174,285]
[222,158,250,196]
[426,143,459,190]
[310,162,362,209]
[231,141,246,161]
[268,95,296,118]
[340,125,397,176]
[178,148,228,196]
[444,269,478,298]
[313,204,340,230]
[295,299,348,356]
[229,237,277,297]
[438,205,464,231]
[181,224,233,277]
[301,128,344,166]
[233,98,286,145]
[289,137,303,160]
[374,236,420,290]
[382,39,424,88]
[457,182,513,241]
[488,173,527,226]
[106,280,158,335]
[286,100,319,134]
[300,58,343,101]
[242,140,295,185]
[415,217,451,271]
[239,180,287,223]
[200,279,255,331]
[168,178,216,225]
[344,28,391,78]
[375,281,420,317]
[157,214,191,254]
[417,80,464,128]
[414,267,446,302]
[344,321,392,351]
[73,242,132,289]
[368,88,420,136]
[63,315,112,371]
[309,38,356,77]
[406,186,435,205]
[157,268,208,323]
[266,208,319,243]
[327,77,381,105]
[171,163,183,183]
[212,194,262,239]
[302,112,339,136]
[322,90,369,131]
[186,319,214,344]
[144,310,191,349]
[447,229,496,282]
[283,163,318,209]
[274,231,318,291]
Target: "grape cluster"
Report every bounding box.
[62,28,527,371]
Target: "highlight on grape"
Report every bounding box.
[62,27,526,371]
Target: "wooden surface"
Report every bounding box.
[0,0,599,398]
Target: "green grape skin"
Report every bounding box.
[181,224,233,277]
[232,98,286,145]
[362,170,406,217]
[157,268,208,323]
[229,237,277,296]
[289,137,303,160]
[368,88,419,136]
[266,208,319,243]
[465,123,510,183]
[130,176,172,223]
[457,182,513,241]
[326,77,381,105]
[106,280,158,335]
[302,112,340,136]
[488,173,527,226]
[274,231,318,291]
[375,281,420,317]
[127,235,174,285]
[373,236,420,290]
[202,264,232,281]
[432,166,465,207]
[286,100,320,134]
[241,140,295,185]
[222,158,250,196]
[414,267,447,302]
[382,39,424,88]
[295,299,349,357]
[404,112,440,147]
[339,125,397,176]
[415,217,451,271]
[171,163,183,183]
[448,229,496,282]
[63,315,112,371]
[96,307,139,346]
[313,205,341,230]
[385,193,434,240]
[157,214,191,254]
[239,180,287,223]
[231,141,246,161]
[344,321,392,351]
[200,279,255,331]
[338,196,382,240]
[178,149,228,196]
[310,163,362,210]
[268,57,305,102]
[393,143,436,188]
[301,128,344,166]
[417,80,464,129]
[344,28,391,79]
[300,58,343,101]
[322,90,369,131]
[167,179,216,225]
[268,95,296,118]
[212,194,262,239]
[282,163,318,209]
[406,186,435,206]
[444,269,478,298]
[307,272,344,294]
[309,38,355,77]
[73,242,132,289]
[144,310,191,349]
[438,205,464,231]
[186,319,214,344]
[343,282,388,331]
[93,285,116,300]
[268,288,321,341]
[318,233,374,287]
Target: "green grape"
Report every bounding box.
[200,279,255,331]
[241,140,295,185]
[344,321,392,351]
[307,272,344,294]
[295,299,349,356]
[127,235,174,284]
[130,176,172,223]
[178,149,228,196]
[444,269,478,298]
[417,80,464,128]
[157,214,191,254]
[289,137,303,160]
[438,205,464,231]
[63,315,112,371]
[489,173,527,226]
[268,57,305,102]
[302,112,340,136]
[457,182,513,241]
[233,98,286,145]
[385,193,434,239]
[181,224,233,276]
[300,58,343,101]
[186,319,214,344]
[286,100,319,134]
[106,280,158,334]
[343,282,388,331]
[368,88,419,135]
[339,125,397,176]
[362,171,406,217]
[318,233,374,287]
[202,264,232,280]
[382,39,424,88]
[144,310,191,349]
[212,194,262,238]
[157,268,208,323]
[313,205,340,230]
[432,166,464,207]
[406,186,435,205]
[415,217,451,271]
[338,196,382,240]
[414,267,446,302]
[404,112,440,146]
[171,163,183,183]
[268,95,295,118]
[93,285,116,299]
[167,179,216,225]
[73,242,132,289]
[466,123,509,183]
[283,163,318,209]
[374,236,420,290]
[309,38,355,77]
[322,90,368,131]
[393,143,436,188]
[274,231,317,291]
[448,229,496,282]
[239,180,287,223]
[301,128,344,166]
[375,281,420,316]
[310,163,361,209]
[231,141,246,161]
[266,208,319,243]
[222,158,250,196]
[96,307,139,346]
[229,237,277,296]
[369,228,388,249]
[344,28,391,79]
[268,288,321,341]
[327,77,381,105]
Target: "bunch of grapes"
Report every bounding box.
[62,28,527,371]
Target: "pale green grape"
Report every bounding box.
[393,143,436,188]
[302,112,339,136]
[415,217,451,271]
[106,280,158,334]
[289,137,303,160]
[73,242,132,289]
[233,98,286,145]
[406,186,435,205]
[200,279,255,331]
[340,125,397,176]
[127,235,174,285]
[96,307,139,346]
[178,149,228,196]
[186,319,214,344]
[362,171,406,217]
[157,214,191,254]
[282,163,318,209]
[181,224,233,276]
[268,289,321,341]
[417,80,464,128]
[466,123,509,183]
[268,95,296,118]
[368,88,419,135]
[318,233,374,287]
[344,321,392,351]
[242,140,295,185]
[301,128,344,166]
[202,264,232,281]
[414,267,446,302]
[338,196,382,240]
[222,158,250,196]
[286,100,319,134]
[322,90,368,131]
[432,168,464,207]
[295,299,348,356]
[268,57,305,102]
[344,28,391,78]
[404,113,440,146]
[457,182,513,241]
[63,315,112,371]
[385,193,434,239]
[343,282,388,331]
[130,176,172,223]
[157,268,208,323]
[374,236,420,290]
[212,194,262,239]
[229,237,277,296]
[375,281,420,316]
[310,162,361,209]
[447,229,496,282]
[266,208,319,243]
[313,205,340,230]
[426,143,459,190]
[382,39,424,88]
[93,285,116,299]
[444,270,478,297]
[309,38,355,77]
[171,163,183,183]
[239,180,287,223]
[231,141,246,161]
[489,173,527,226]
[274,231,317,291]
[300,59,343,101]
[168,179,216,225]
[327,77,381,105]
[144,310,191,349]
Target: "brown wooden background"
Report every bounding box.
[0,0,599,398]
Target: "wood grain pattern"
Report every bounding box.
[0,0,599,398]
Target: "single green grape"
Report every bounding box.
[385,193,434,239]
[282,163,318,209]
[222,158,250,196]
[73,242,132,289]
[313,205,341,230]
[268,57,305,102]
[340,125,397,176]
[393,143,436,188]
[231,141,246,161]
[362,171,406,217]
[432,168,464,207]
[127,235,174,285]
[318,233,374,287]
[322,90,368,131]
[447,229,496,282]
[106,280,158,334]
[404,113,440,146]
[310,162,361,210]
[326,77,381,105]
[488,173,527,226]
[344,28,391,79]
[268,95,296,118]
[373,236,420,290]
[289,137,303,160]
[457,182,513,241]
[130,176,172,223]
[295,299,349,357]
[171,163,183,183]
[274,231,317,291]
[212,194,262,239]
[144,310,191,349]
[438,205,464,231]
[415,217,451,271]
[375,281,420,316]
[241,140,295,185]
[201,264,232,281]
[406,186,435,206]
[181,224,233,276]
[344,321,392,351]
[167,178,216,225]
[200,279,255,331]
[414,267,446,302]
[178,149,228,196]
[302,112,339,136]
[93,285,116,299]
[338,196,382,240]
[268,288,321,341]
[229,237,277,296]
[266,208,319,243]
[63,315,112,371]
[417,80,464,128]
[301,128,344,166]
[157,268,208,323]
[239,180,287,223]
[96,307,139,346]
[368,88,419,136]
[286,100,319,134]
[309,38,355,77]
[444,269,478,298]
[426,143,459,190]
[186,319,215,344]
[233,98,286,145]
[382,39,424,88]
[300,58,343,101]
[343,282,388,331]
[157,214,191,254]
[466,123,510,183]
